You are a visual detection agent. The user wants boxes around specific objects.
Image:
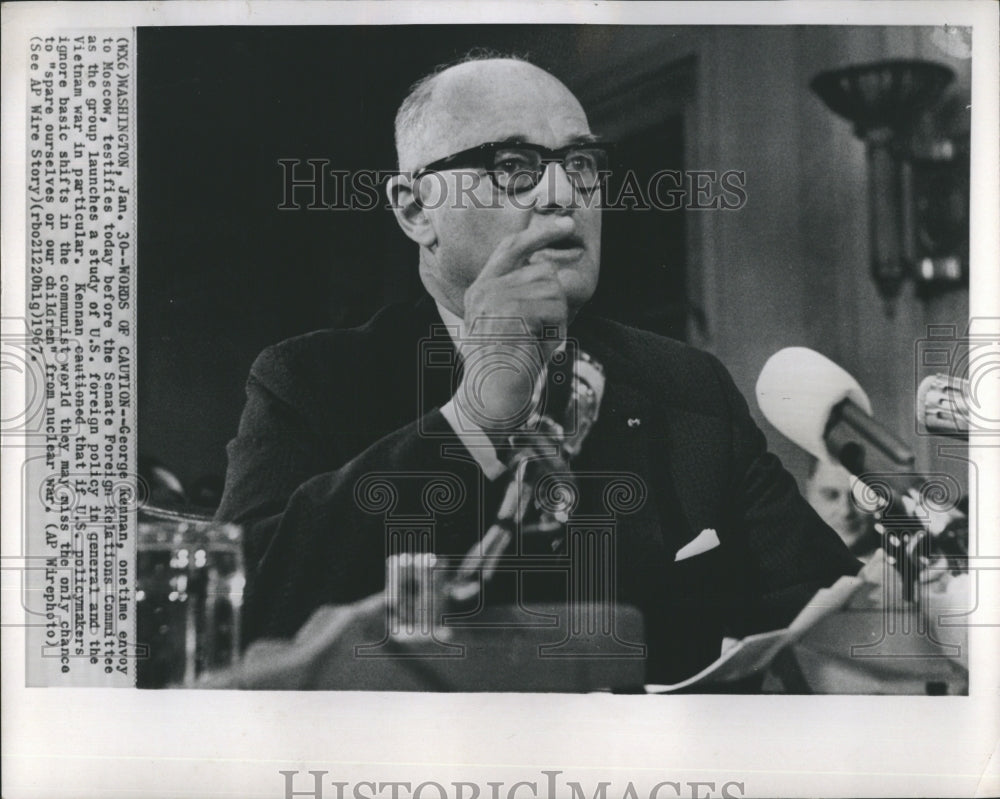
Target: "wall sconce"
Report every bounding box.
[811,59,968,314]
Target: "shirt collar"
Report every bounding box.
[434,302,466,348]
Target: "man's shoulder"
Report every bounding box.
[261,300,419,363]
[248,301,420,404]
[578,312,711,364]
[575,312,731,412]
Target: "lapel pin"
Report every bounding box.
[627,417,641,427]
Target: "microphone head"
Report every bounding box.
[917,373,970,437]
[755,347,872,462]
[562,351,605,458]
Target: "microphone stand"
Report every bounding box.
[824,416,967,602]
[446,352,605,604]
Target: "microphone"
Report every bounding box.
[447,351,605,601]
[552,350,605,459]
[502,350,605,529]
[755,347,915,474]
[917,374,970,437]
[756,348,968,595]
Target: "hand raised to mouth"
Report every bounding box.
[453,216,576,437]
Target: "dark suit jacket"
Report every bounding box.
[217,294,860,683]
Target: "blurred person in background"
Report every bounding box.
[804,457,880,561]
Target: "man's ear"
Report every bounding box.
[387,174,437,248]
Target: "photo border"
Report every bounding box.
[2,2,998,797]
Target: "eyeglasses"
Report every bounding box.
[412,140,612,194]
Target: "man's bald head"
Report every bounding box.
[394,56,589,173]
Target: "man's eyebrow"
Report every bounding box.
[493,133,603,147]
[495,134,530,145]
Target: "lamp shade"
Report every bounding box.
[810,59,955,138]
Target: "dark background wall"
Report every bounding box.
[137,26,970,503]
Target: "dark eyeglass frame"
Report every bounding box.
[412,140,614,195]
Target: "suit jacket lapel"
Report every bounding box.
[574,319,726,556]
[654,404,728,547]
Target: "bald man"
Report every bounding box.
[217,55,860,685]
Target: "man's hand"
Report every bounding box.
[454,216,575,436]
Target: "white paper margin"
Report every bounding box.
[2,3,998,798]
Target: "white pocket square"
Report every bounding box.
[674,528,720,562]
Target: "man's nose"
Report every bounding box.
[530,162,577,213]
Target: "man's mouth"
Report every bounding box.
[533,233,585,260]
[546,232,584,250]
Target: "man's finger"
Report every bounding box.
[477,216,576,280]
[494,262,561,287]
